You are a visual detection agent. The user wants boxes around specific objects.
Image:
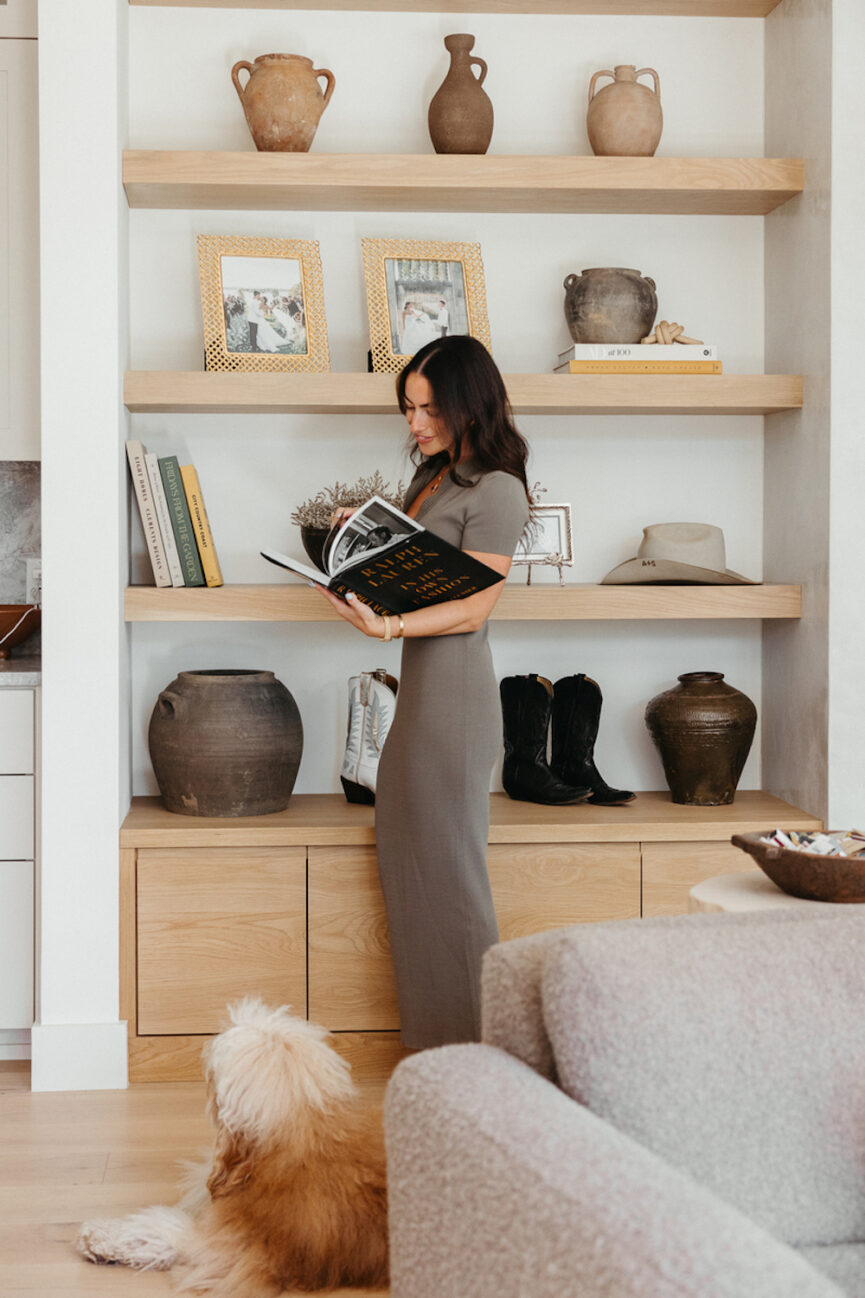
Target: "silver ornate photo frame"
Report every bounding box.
[514,504,574,585]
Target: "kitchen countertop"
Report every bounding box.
[0,656,41,686]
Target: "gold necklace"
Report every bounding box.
[428,467,448,495]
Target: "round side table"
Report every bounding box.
[688,870,839,914]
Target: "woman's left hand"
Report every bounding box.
[315,585,383,638]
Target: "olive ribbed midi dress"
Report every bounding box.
[375,461,530,1048]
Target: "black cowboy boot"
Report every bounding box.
[500,675,591,805]
[551,674,636,806]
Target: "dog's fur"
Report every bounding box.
[77,1000,389,1295]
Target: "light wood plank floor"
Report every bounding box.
[0,1061,388,1297]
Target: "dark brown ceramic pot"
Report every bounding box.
[428,34,494,155]
[300,525,329,572]
[563,267,657,344]
[148,669,303,817]
[644,671,756,806]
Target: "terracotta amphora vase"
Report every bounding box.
[428,34,494,155]
[644,671,757,807]
[148,669,304,817]
[563,267,657,344]
[586,64,663,157]
[231,53,335,152]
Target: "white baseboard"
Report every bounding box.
[30,1019,128,1091]
[0,1028,31,1060]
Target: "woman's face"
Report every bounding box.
[403,372,453,459]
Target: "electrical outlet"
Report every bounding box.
[24,558,41,607]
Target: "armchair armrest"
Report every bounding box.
[385,1045,843,1298]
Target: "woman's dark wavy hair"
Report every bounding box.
[396,335,530,498]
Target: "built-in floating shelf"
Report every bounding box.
[122,152,803,217]
[128,2,785,17]
[124,371,803,417]
[122,791,820,851]
[124,583,802,623]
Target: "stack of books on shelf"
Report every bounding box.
[553,343,721,374]
[126,439,223,588]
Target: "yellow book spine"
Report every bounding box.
[179,463,224,588]
[567,360,723,374]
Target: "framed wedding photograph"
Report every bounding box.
[197,234,330,373]
[361,237,491,373]
[514,504,574,582]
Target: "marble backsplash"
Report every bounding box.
[0,461,41,655]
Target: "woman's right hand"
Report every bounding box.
[330,507,356,528]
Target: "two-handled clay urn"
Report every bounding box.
[232,52,335,152]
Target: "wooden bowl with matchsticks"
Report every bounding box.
[731,830,865,903]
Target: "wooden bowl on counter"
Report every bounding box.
[731,831,865,903]
[0,604,40,660]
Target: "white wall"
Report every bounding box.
[827,0,865,827]
[763,0,832,820]
[127,8,767,799]
[0,1,39,460]
[33,0,129,1091]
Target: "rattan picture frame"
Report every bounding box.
[197,234,330,373]
[361,237,491,374]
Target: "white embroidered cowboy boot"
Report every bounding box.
[341,671,397,804]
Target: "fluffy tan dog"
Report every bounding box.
[77,999,389,1295]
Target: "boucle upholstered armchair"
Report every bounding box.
[384,909,865,1298]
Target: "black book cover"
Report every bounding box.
[261,496,503,616]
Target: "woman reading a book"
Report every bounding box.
[317,335,531,1049]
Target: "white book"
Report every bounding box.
[125,439,171,587]
[145,452,185,587]
[556,342,718,363]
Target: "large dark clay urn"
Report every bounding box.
[644,671,756,806]
[148,669,303,816]
[563,267,657,344]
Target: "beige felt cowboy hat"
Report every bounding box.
[601,522,758,585]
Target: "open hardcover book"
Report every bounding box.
[261,495,503,616]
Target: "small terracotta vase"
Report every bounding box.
[644,671,757,807]
[428,34,494,155]
[563,267,657,344]
[231,53,335,153]
[148,669,304,817]
[587,64,663,157]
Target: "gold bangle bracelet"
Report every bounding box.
[381,614,392,642]
[397,614,405,639]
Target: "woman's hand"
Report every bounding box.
[330,507,356,528]
[315,585,384,638]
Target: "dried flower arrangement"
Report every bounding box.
[290,471,407,530]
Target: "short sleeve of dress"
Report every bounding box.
[461,471,530,557]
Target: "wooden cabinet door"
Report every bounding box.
[308,846,397,1030]
[0,691,33,773]
[137,846,306,1035]
[308,842,641,1031]
[0,776,33,858]
[642,840,755,916]
[0,859,33,1027]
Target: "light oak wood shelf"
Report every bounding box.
[121,792,821,849]
[124,370,803,416]
[122,152,803,216]
[129,1,785,16]
[124,582,802,623]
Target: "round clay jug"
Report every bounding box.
[148,669,303,817]
[586,65,663,157]
[644,671,757,807]
[428,34,494,155]
[563,267,657,344]
[231,53,335,152]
